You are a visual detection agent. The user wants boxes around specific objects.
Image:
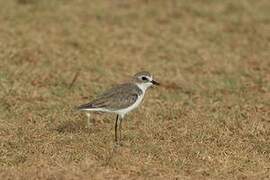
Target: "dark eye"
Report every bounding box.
[141,76,148,81]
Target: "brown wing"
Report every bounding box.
[77,83,142,111]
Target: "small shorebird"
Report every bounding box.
[76,71,159,143]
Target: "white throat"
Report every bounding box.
[136,82,152,92]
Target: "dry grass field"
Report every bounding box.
[0,0,269,179]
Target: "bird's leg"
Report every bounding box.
[115,115,119,143]
[119,117,123,143]
[85,112,91,128]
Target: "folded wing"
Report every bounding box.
[77,83,142,111]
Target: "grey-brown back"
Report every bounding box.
[77,83,143,111]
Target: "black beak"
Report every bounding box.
[151,80,160,86]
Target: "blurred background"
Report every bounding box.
[0,0,269,179]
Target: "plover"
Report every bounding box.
[76,71,159,143]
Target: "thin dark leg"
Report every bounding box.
[119,117,123,142]
[114,115,119,142]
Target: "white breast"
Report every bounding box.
[116,92,145,118]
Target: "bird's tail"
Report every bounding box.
[75,103,95,111]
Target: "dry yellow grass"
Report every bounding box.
[0,0,269,179]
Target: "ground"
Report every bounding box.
[0,0,269,179]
